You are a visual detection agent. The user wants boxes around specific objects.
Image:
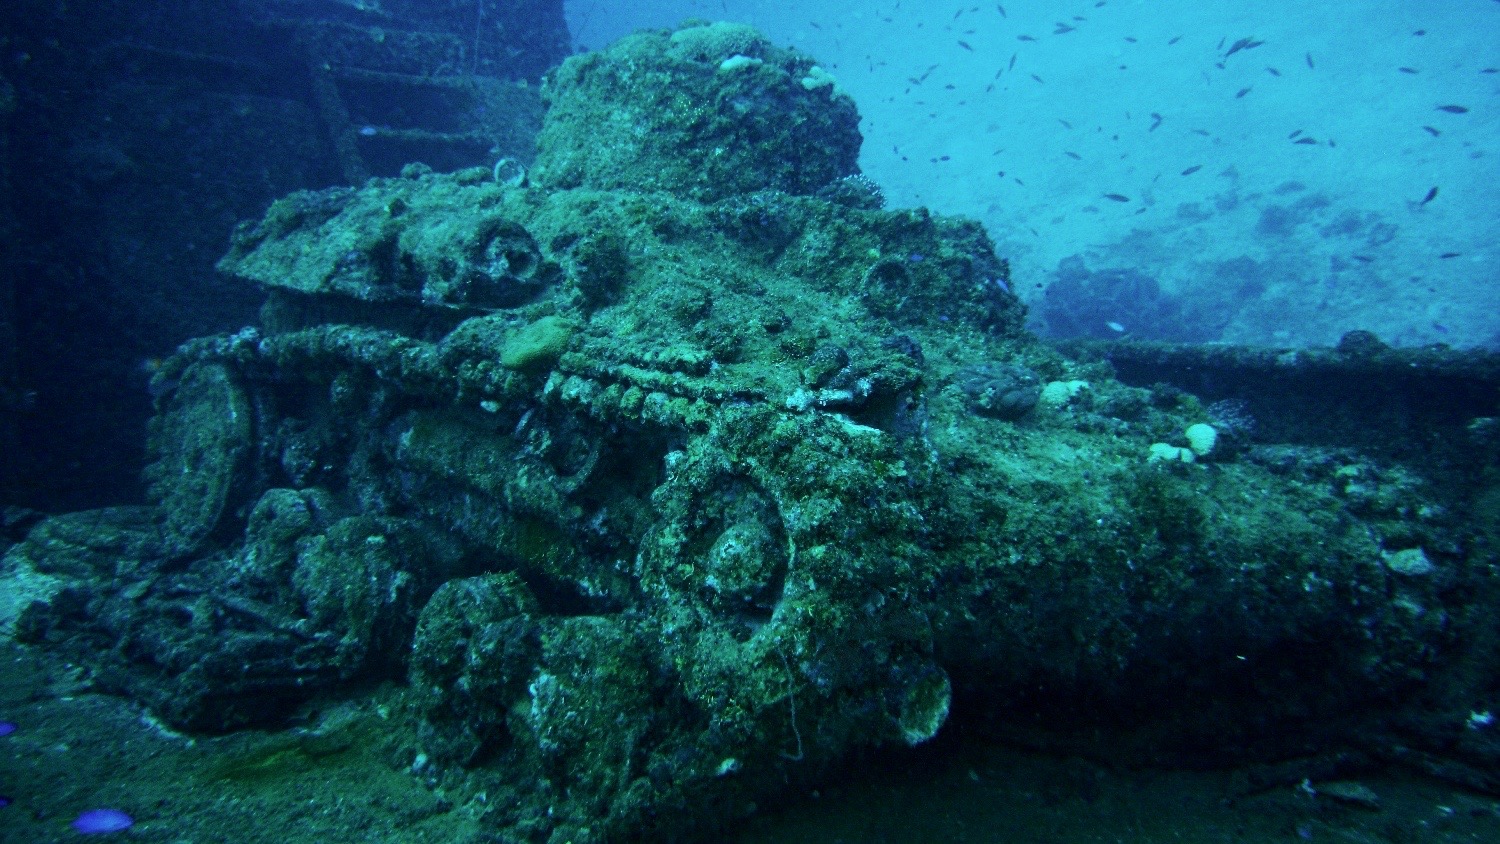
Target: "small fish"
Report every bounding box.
[1149,112,1163,131]
[958,40,973,51]
[1306,52,1314,68]
[1439,252,1461,259]
[1421,125,1441,136]
[1018,34,1036,42]
[1180,165,1202,175]
[1266,67,1281,76]
[1289,129,1303,139]
[1419,186,1438,205]
[1484,68,1500,74]
[1436,105,1469,113]
[1293,137,1318,145]
[1009,53,1017,70]
[1031,73,1044,83]
[71,810,134,834]
[1054,23,1076,34]
[1125,36,1137,43]
[1235,87,1252,98]
[1102,193,1130,202]
[1399,67,1419,74]
[997,4,1007,18]
[1224,36,1264,57]
[1168,35,1182,45]
[1065,151,1082,160]
[1106,321,1126,333]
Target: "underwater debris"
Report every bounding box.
[491,157,526,187]
[6,21,1498,844]
[956,363,1042,420]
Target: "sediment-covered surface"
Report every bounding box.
[3,23,1498,843]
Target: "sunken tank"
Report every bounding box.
[6,22,1497,842]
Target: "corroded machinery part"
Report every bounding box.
[631,404,956,753]
[218,170,559,312]
[144,361,256,556]
[129,166,1486,835]
[10,499,455,731]
[532,22,862,202]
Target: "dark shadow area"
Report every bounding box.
[0,0,562,512]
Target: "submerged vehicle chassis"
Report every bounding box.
[6,22,1499,842]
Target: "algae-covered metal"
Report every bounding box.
[6,21,1497,843]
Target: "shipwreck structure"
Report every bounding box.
[5,21,1498,841]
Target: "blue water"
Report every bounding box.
[570,0,1500,349]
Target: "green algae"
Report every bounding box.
[499,314,575,370]
[6,20,1497,844]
